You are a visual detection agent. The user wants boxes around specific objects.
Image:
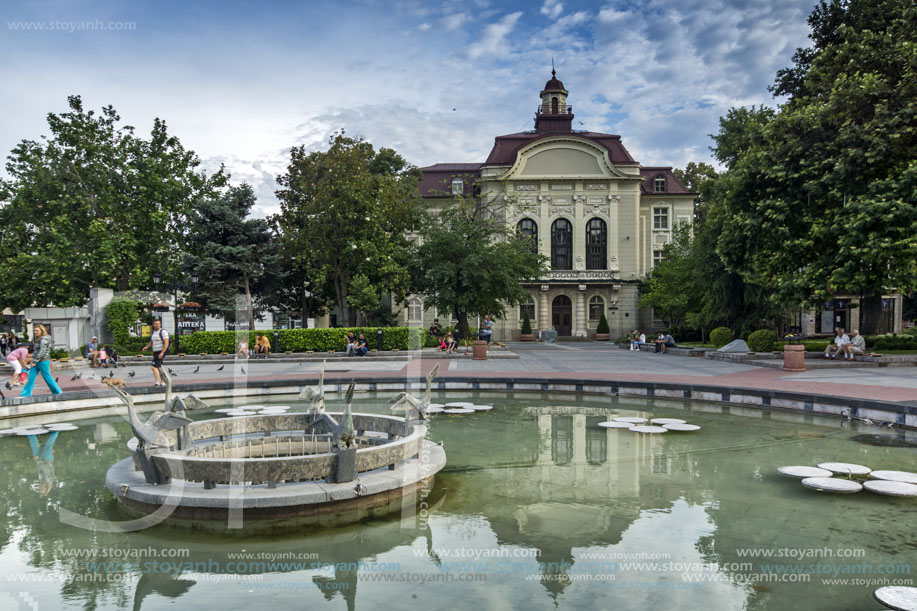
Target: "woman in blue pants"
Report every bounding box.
[20,325,62,397]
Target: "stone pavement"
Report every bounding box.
[6,341,916,405]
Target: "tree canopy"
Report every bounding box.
[274,133,420,326]
[410,196,546,339]
[710,0,917,332]
[184,184,276,330]
[0,95,227,311]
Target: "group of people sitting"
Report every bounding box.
[629,330,675,353]
[85,337,119,367]
[236,333,273,358]
[344,332,368,357]
[824,328,865,360]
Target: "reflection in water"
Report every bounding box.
[28,431,59,496]
[0,395,914,610]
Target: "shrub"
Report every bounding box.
[747,329,777,352]
[596,312,609,334]
[106,299,142,344]
[177,327,426,354]
[872,334,917,350]
[709,327,734,348]
[50,349,69,359]
[521,312,533,335]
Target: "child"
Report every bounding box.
[6,344,31,386]
[98,345,109,367]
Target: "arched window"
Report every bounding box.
[517,218,538,253]
[551,96,559,114]
[586,218,607,270]
[407,297,422,323]
[551,218,572,270]
[519,296,535,322]
[589,296,605,321]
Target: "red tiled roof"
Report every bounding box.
[483,131,638,166]
[639,167,696,195]
[418,163,482,198]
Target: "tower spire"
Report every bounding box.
[551,57,555,76]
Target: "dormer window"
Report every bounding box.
[654,175,666,192]
[452,178,463,195]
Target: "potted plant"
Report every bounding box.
[595,312,610,341]
[520,312,534,341]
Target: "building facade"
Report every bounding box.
[409,72,696,340]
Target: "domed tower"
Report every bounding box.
[534,68,574,133]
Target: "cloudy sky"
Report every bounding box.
[2,0,817,216]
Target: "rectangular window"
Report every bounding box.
[653,250,663,268]
[451,178,463,195]
[520,302,535,321]
[654,177,666,192]
[653,207,668,230]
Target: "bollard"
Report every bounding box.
[273,330,280,354]
[377,329,383,352]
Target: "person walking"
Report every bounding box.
[0,333,7,357]
[20,325,62,397]
[142,319,170,386]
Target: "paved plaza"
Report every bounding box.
[16,341,916,406]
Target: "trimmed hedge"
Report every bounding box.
[709,327,734,348]
[178,327,426,354]
[871,334,917,350]
[747,329,777,352]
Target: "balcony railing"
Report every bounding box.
[524,270,620,282]
[536,105,573,115]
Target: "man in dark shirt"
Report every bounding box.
[354,333,368,356]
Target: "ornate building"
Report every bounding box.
[410,72,697,339]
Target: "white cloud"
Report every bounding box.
[440,13,468,31]
[418,22,431,31]
[541,0,563,20]
[467,12,522,59]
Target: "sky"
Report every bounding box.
[1,0,818,216]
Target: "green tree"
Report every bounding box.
[639,221,701,330]
[0,96,227,311]
[711,0,917,333]
[184,184,275,330]
[274,133,420,326]
[410,197,546,339]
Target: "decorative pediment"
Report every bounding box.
[500,137,636,181]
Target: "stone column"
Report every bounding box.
[574,284,587,337]
[539,285,550,333]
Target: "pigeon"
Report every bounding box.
[128,370,136,378]
[240,366,246,375]
[216,365,224,371]
[70,373,80,381]
[168,368,178,376]
[109,370,114,378]
[193,366,199,374]
[4,382,10,390]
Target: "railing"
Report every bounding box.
[532,270,620,281]
[537,105,573,115]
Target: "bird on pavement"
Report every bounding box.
[109,370,114,378]
[128,370,136,378]
[216,365,224,371]
[4,382,10,390]
[168,368,178,376]
[193,366,199,373]
[240,366,246,374]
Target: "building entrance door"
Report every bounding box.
[552,295,572,336]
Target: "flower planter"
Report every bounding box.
[595,333,609,341]
[520,333,534,342]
